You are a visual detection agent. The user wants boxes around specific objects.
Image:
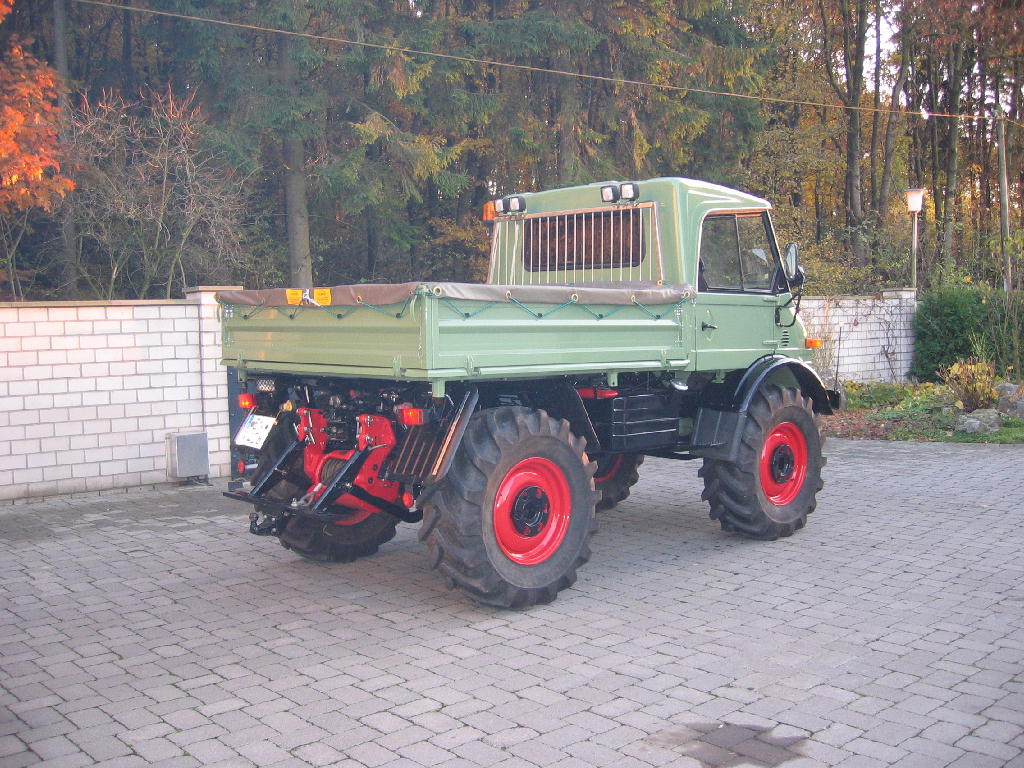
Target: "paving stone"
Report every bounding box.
[291,742,345,766]
[2,442,1024,768]
[182,738,237,764]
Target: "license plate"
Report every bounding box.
[234,414,276,449]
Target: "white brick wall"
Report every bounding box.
[1,286,916,504]
[0,287,239,504]
[802,290,917,383]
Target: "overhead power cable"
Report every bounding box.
[73,0,1013,125]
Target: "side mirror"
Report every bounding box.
[790,264,806,289]
[782,243,806,290]
[782,242,800,280]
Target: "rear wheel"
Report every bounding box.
[419,406,599,608]
[593,452,644,511]
[278,514,398,563]
[699,386,824,539]
[277,457,398,562]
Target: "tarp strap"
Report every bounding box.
[438,297,499,319]
[357,295,414,318]
[506,294,579,319]
[578,304,625,320]
[630,295,691,320]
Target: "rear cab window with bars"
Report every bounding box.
[488,203,663,284]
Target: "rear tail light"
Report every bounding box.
[238,393,257,410]
[576,387,619,399]
[396,407,430,426]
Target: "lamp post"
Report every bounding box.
[906,188,925,290]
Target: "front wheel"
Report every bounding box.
[699,386,824,539]
[419,407,599,608]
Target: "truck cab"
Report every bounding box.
[485,177,808,373]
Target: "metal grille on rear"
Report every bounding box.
[488,202,663,285]
[387,424,446,482]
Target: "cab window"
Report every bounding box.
[699,212,775,292]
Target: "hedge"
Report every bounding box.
[912,287,1024,381]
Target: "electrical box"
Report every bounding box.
[167,432,210,478]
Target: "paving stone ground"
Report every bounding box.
[2,438,1023,768]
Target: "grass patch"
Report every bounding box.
[823,381,1024,443]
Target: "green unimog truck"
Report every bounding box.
[219,177,840,608]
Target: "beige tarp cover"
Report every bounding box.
[216,281,693,307]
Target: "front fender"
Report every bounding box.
[733,355,840,414]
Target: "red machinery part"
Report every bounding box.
[300,410,405,524]
[297,408,330,481]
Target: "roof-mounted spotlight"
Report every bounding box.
[493,195,525,215]
[600,184,620,203]
[619,182,640,201]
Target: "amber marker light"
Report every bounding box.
[805,338,823,349]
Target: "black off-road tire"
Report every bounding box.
[278,513,398,563]
[593,453,644,511]
[419,407,599,608]
[699,385,824,540]
[275,457,398,563]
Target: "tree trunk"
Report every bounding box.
[818,0,869,265]
[121,9,134,93]
[868,0,882,211]
[53,0,81,299]
[366,211,379,278]
[555,54,581,185]
[996,111,1011,291]
[846,109,867,266]
[878,42,911,221]
[279,36,312,289]
[282,135,313,288]
[939,44,964,267]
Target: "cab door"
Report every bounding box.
[694,211,781,370]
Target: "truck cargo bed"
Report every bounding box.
[218,282,694,387]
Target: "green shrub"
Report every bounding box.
[911,286,987,381]
[912,287,1024,381]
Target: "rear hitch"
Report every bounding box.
[249,511,289,536]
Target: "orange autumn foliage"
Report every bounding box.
[0,5,74,214]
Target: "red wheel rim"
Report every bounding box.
[493,457,572,565]
[593,454,623,483]
[759,422,808,506]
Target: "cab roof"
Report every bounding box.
[512,177,771,216]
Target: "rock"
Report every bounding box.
[995,382,1019,399]
[996,383,1024,419]
[955,408,1001,434]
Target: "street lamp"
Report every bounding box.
[906,188,925,290]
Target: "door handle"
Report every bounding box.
[701,322,718,331]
